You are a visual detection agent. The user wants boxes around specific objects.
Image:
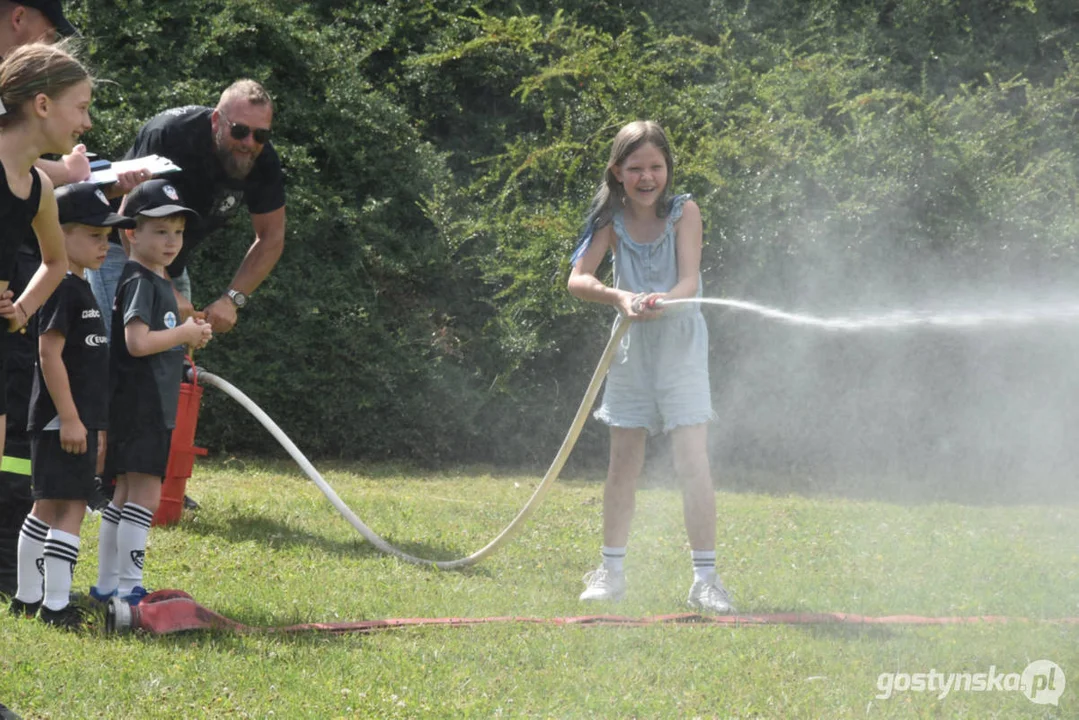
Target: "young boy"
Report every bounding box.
[9,183,135,628]
[90,179,211,606]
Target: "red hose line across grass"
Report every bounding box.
[110,591,1079,636]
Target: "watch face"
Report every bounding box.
[229,290,247,307]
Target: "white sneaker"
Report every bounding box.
[687,578,734,613]
[579,567,626,602]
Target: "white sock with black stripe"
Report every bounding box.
[94,503,122,595]
[691,549,716,584]
[43,529,80,611]
[15,515,49,604]
[601,545,626,573]
[116,503,154,595]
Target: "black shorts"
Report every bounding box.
[105,427,172,479]
[30,430,99,501]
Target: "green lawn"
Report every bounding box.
[2,459,1076,718]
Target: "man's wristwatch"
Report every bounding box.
[226,289,248,308]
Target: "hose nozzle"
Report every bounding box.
[631,295,663,314]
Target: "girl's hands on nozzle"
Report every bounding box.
[625,292,666,320]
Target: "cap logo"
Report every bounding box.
[163,185,180,201]
[95,189,109,205]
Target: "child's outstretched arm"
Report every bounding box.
[12,177,68,331]
[124,317,212,358]
[39,329,87,455]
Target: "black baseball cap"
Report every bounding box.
[56,182,135,228]
[18,1,77,37]
[122,179,200,221]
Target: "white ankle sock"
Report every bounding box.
[601,546,626,573]
[691,549,716,583]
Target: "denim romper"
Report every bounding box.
[593,194,714,434]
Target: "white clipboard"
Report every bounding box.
[88,155,182,186]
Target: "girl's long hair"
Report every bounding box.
[570,120,675,265]
[584,120,675,230]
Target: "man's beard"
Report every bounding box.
[215,136,257,180]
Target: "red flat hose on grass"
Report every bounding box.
[108,591,1079,635]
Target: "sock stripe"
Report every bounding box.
[101,504,122,525]
[20,516,49,542]
[43,539,79,564]
[120,504,154,529]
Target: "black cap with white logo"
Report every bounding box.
[122,179,200,221]
[56,182,135,228]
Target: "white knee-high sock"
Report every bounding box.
[116,503,153,595]
[43,528,80,611]
[15,515,49,604]
[94,503,122,594]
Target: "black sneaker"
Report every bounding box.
[38,603,86,630]
[0,701,23,720]
[8,597,40,618]
[183,495,200,510]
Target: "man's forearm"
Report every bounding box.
[227,207,286,295]
[228,234,283,295]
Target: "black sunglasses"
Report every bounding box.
[219,110,271,144]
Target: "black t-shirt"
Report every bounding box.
[122,105,286,277]
[28,273,109,431]
[109,261,185,431]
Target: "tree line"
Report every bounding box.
[71,1,1079,480]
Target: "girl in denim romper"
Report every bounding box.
[568,120,732,613]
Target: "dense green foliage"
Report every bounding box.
[70,1,1079,471]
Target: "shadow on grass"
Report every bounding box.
[179,513,493,575]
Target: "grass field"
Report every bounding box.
[2,458,1077,718]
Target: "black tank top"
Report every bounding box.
[0,160,42,282]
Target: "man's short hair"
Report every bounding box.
[217,79,272,111]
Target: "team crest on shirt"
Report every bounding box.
[163,184,180,201]
[84,334,106,348]
[95,189,109,205]
[164,311,177,329]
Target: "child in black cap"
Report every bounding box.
[91,179,211,606]
[9,182,133,628]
